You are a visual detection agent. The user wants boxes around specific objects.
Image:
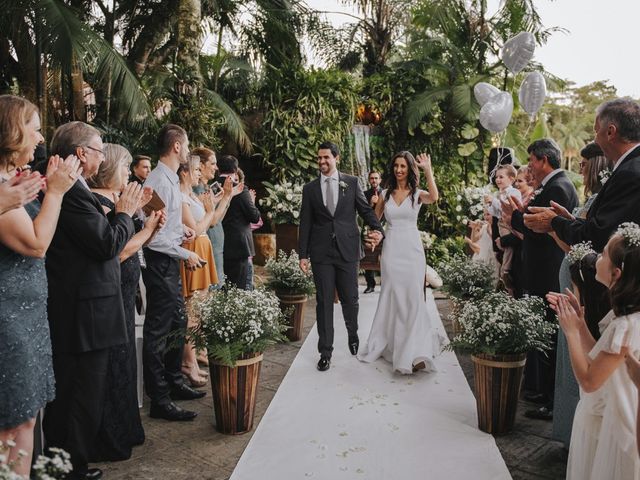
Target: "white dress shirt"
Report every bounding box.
[144,161,191,260]
[612,143,640,172]
[541,168,562,186]
[320,170,340,209]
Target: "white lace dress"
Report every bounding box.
[567,310,640,480]
[357,190,448,374]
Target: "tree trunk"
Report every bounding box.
[70,55,86,122]
[175,0,202,77]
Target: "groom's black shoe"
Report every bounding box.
[348,336,359,355]
[317,356,331,371]
[363,286,375,294]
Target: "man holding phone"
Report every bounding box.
[141,124,207,423]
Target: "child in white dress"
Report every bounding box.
[548,222,640,480]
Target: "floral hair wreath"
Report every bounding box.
[615,222,640,272]
[567,241,596,282]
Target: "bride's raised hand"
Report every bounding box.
[415,153,432,173]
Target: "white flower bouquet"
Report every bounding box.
[454,185,491,225]
[437,255,496,300]
[265,250,315,295]
[1,441,72,480]
[258,181,304,225]
[447,292,556,354]
[189,287,288,366]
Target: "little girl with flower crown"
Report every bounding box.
[547,222,640,480]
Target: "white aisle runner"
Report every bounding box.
[231,291,511,480]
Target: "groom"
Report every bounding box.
[299,141,384,371]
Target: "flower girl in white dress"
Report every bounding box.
[548,222,640,480]
[358,152,448,374]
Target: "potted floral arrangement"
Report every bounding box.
[259,181,304,255]
[453,185,491,225]
[189,287,287,434]
[447,293,556,434]
[265,250,315,341]
[437,255,496,302]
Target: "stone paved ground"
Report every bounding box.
[98,286,567,479]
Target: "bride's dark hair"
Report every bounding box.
[384,151,419,206]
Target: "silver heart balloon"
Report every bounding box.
[473,82,501,107]
[479,92,514,133]
[502,32,536,74]
[519,71,547,116]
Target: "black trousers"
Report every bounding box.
[311,243,359,358]
[43,349,109,475]
[141,249,186,406]
[224,257,249,289]
[364,270,376,289]
[524,307,557,405]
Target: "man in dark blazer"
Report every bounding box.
[504,138,579,421]
[363,170,383,293]
[43,122,140,480]
[524,98,640,252]
[217,155,261,288]
[299,142,383,372]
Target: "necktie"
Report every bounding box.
[325,177,336,215]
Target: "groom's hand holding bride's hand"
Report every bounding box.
[365,230,383,251]
[299,258,310,273]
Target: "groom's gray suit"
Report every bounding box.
[299,172,383,358]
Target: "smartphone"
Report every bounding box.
[198,260,207,268]
[210,181,222,194]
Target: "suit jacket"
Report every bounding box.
[218,176,261,260]
[299,173,383,263]
[45,181,135,354]
[511,170,578,296]
[364,186,382,204]
[552,145,640,251]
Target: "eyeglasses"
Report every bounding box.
[84,145,105,156]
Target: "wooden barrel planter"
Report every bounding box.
[471,352,526,435]
[253,233,276,266]
[209,353,263,435]
[276,291,307,341]
[275,223,299,255]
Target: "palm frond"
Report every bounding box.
[405,85,450,130]
[202,88,252,154]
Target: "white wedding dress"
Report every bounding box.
[358,190,448,374]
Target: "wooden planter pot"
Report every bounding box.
[276,291,307,341]
[275,223,299,255]
[209,353,263,435]
[471,352,526,435]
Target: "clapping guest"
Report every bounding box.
[141,125,207,423]
[548,223,640,479]
[87,144,165,461]
[0,95,81,476]
[178,155,233,386]
[42,122,142,480]
[191,147,226,289]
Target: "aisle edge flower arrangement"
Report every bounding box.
[265,250,315,295]
[188,286,288,367]
[437,255,496,301]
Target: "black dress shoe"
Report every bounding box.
[363,286,375,294]
[524,392,549,404]
[149,402,198,421]
[524,406,553,421]
[317,357,330,371]
[170,383,206,401]
[348,336,359,355]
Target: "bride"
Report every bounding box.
[358,151,448,374]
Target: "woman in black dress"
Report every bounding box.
[88,143,164,461]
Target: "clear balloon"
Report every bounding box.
[473,82,501,107]
[519,71,547,116]
[502,32,535,74]
[479,92,514,133]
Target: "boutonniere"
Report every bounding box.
[531,187,543,198]
[598,168,611,185]
[339,180,348,195]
